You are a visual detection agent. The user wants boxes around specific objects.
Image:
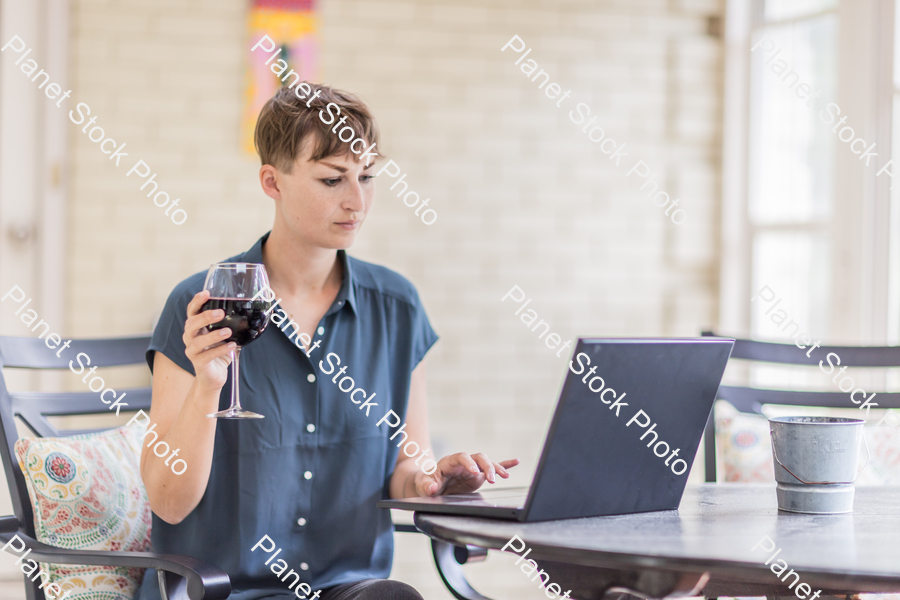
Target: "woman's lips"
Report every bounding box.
[335,221,360,231]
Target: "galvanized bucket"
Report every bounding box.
[768,416,869,514]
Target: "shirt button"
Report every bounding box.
[297,518,307,526]
[304,471,313,480]
[307,423,316,433]
[317,326,324,335]
[307,374,316,383]
[300,562,309,571]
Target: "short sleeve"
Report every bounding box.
[146,280,201,376]
[409,290,438,369]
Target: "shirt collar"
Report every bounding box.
[240,231,357,316]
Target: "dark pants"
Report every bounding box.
[321,579,424,600]
[136,570,423,600]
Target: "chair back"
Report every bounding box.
[701,331,900,482]
[0,334,152,600]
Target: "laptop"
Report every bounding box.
[379,337,734,522]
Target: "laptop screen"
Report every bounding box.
[524,337,733,521]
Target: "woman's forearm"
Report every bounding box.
[140,380,221,524]
[389,455,427,499]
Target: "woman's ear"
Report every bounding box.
[259,164,282,201]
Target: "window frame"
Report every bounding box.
[720,0,896,344]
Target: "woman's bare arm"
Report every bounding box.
[140,290,234,524]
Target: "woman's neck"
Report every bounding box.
[261,223,342,300]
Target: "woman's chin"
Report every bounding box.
[324,227,361,250]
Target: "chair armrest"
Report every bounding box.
[430,539,493,600]
[0,517,230,600]
[393,520,494,600]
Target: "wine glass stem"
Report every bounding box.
[230,346,242,412]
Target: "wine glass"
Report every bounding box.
[201,263,272,419]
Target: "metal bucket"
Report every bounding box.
[768,416,869,514]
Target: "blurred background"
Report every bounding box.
[0,0,898,597]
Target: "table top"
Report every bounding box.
[413,484,900,590]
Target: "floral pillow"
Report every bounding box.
[14,421,152,600]
[713,400,776,482]
[862,423,900,484]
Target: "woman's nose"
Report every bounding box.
[343,181,366,212]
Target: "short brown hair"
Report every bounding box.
[254,82,380,173]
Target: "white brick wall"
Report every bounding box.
[58,0,725,597]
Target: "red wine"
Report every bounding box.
[202,298,272,347]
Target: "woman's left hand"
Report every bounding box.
[415,452,520,497]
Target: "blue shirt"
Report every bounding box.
[136,231,438,600]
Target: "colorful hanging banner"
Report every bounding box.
[242,0,319,155]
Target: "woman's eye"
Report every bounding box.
[360,175,374,183]
[322,178,342,186]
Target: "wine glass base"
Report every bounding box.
[207,408,265,419]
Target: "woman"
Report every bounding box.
[135,83,518,600]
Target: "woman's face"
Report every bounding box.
[260,136,376,249]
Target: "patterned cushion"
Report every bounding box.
[14,422,152,600]
[713,400,776,482]
[714,401,900,484]
[859,423,900,485]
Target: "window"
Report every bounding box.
[749,1,837,346]
[721,0,895,353]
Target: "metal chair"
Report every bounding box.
[0,334,492,600]
[700,330,900,482]
[0,334,229,600]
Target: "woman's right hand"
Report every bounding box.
[183,290,235,392]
